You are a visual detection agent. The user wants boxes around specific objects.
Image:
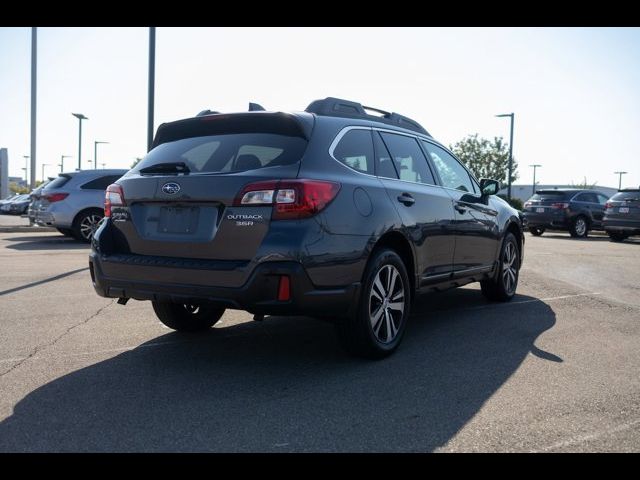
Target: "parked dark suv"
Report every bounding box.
[603,188,640,242]
[89,98,525,358]
[523,189,609,238]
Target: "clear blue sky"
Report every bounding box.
[1,27,639,188]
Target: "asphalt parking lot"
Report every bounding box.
[0,230,638,452]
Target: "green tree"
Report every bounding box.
[450,134,518,187]
[9,182,29,194]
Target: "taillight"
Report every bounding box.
[551,202,569,209]
[43,192,69,203]
[524,201,532,208]
[104,184,125,218]
[605,202,612,209]
[234,179,341,220]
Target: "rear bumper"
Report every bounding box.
[604,218,640,235]
[522,212,568,229]
[89,252,360,317]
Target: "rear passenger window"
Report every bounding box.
[332,129,374,175]
[81,175,123,190]
[575,193,598,203]
[380,132,435,185]
[373,131,398,179]
[423,142,475,193]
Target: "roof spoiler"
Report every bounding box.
[196,102,266,117]
[305,97,430,136]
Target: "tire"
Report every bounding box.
[152,301,225,332]
[569,215,589,238]
[608,231,628,242]
[336,248,411,359]
[481,232,520,302]
[57,228,74,237]
[529,227,545,236]
[72,208,104,243]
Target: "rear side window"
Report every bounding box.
[423,142,474,192]
[575,192,598,203]
[332,129,374,175]
[45,175,72,189]
[373,131,398,179]
[380,132,435,185]
[133,133,307,174]
[81,175,124,190]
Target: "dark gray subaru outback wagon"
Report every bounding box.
[89,98,524,358]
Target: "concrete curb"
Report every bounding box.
[0,226,57,233]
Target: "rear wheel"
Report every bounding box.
[569,215,589,238]
[72,208,104,243]
[481,232,520,302]
[608,231,628,242]
[57,228,74,237]
[529,226,545,236]
[152,301,225,332]
[336,248,410,359]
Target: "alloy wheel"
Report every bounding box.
[369,264,405,344]
[502,241,518,294]
[79,214,103,240]
[575,218,587,236]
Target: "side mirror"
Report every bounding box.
[480,178,499,197]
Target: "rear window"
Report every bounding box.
[81,175,124,190]
[44,175,72,189]
[133,133,307,174]
[530,191,568,201]
[611,191,640,202]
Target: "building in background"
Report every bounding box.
[500,184,620,203]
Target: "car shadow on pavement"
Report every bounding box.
[4,234,88,251]
[0,288,557,452]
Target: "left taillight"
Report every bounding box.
[42,192,69,203]
[104,184,125,218]
[234,179,341,220]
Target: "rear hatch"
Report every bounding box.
[605,190,640,222]
[110,112,310,260]
[523,190,571,217]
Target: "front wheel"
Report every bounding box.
[481,232,520,302]
[569,216,589,238]
[336,248,411,359]
[152,301,225,332]
[529,226,545,236]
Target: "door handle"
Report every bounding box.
[397,193,415,206]
[454,203,467,214]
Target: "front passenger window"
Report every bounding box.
[423,142,475,193]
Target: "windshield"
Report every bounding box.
[132,133,308,175]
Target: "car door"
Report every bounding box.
[421,141,500,275]
[373,130,456,284]
[573,192,600,227]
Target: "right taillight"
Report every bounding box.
[104,184,125,218]
[43,192,69,203]
[234,179,341,220]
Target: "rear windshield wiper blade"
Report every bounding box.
[139,162,190,175]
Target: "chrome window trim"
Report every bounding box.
[328,125,442,188]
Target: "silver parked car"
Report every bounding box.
[34,169,127,242]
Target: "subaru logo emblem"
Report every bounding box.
[162,182,181,195]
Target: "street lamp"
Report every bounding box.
[100,163,106,169]
[23,155,30,183]
[614,171,628,190]
[72,113,88,170]
[495,113,515,201]
[529,164,542,196]
[41,163,49,182]
[87,159,93,168]
[21,168,27,186]
[59,154,72,173]
[94,141,109,170]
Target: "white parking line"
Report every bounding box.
[533,417,640,452]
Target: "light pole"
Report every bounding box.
[496,113,515,201]
[87,159,93,168]
[94,141,109,170]
[100,163,106,169]
[23,155,30,184]
[41,163,49,182]
[148,27,156,151]
[614,171,628,190]
[529,164,542,196]
[60,155,72,173]
[72,113,88,170]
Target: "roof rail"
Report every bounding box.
[305,97,430,136]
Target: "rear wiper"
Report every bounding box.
[139,161,190,175]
